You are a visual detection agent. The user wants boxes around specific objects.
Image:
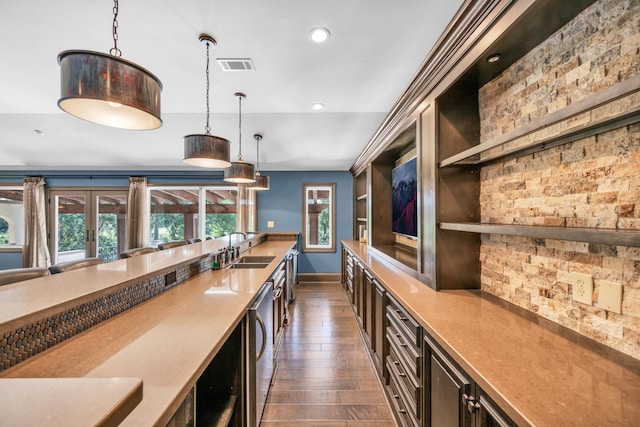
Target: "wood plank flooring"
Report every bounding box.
[261,281,395,427]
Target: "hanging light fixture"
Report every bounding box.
[249,134,270,191]
[57,0,162,130]
[183,34,231,168]
[224,93,256,183]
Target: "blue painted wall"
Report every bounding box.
[0,251,23,270]
[0,170,353,272]
[257,171,353,274]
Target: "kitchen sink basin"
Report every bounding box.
[235,256,275,264]
[226,262,269,269]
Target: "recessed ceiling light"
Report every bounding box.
[312,103,325,110]
[310,27,330,43]
[486,53,502,63]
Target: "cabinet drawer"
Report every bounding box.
[387,348,421,420]
[387,324,422,380]
[387,369,420,427]
[386,298,421,348]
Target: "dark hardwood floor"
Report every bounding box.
[261,281,395,427]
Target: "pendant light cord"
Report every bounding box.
[205,41,211,134]
[110,0,122,57]
[237,95,243,161]
[255,135,261,173]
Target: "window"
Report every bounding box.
[149,186,244,247]
[0,186,24,246]
[302,183,336,252]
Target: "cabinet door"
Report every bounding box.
[430,354,473,427]
[373,279,386,376]
[354,262,364,325]
[363,271,373,346]
[477,390,514,427]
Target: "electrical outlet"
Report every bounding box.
[570,272,593,305]
[267,220,275,228]
[598,281,623,314]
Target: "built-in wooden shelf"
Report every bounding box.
[370,244,418,272]
[356,194,368,201]
[440,222,640,247]
[440,75,640,167]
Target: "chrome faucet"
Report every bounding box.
[227,231,247,247]
[225,232,247,261]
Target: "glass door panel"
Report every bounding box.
[49,190,128,264]
[96,194,128,262]
[53,192,88,264]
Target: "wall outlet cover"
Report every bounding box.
[570,272,593,305]
[598,281,623,314]
[267,220,275,228]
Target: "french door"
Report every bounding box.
[48,190,128,264]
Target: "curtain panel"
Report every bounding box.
[23,177,51,268]
[126,177,148,250]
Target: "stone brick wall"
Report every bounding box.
[478,0,640,359]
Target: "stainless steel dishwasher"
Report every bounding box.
[247,281,274,427]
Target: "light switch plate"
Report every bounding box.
[267,220,275,228]
[598,281,623,314]
[570,272,593,305]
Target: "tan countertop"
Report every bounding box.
[343,240,640,427]
[0,239,295,426]
[1,377,142,426]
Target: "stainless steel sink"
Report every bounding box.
[235,256,275,264]
[226,262,269,269]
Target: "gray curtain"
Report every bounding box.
[23,177,51,268]
[126,177,148,250]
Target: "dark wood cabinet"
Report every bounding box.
[363,270,373,347]
[354,261,365,327]
[372,278,386,376]
[386,294,423,427]
[425,334,514,427]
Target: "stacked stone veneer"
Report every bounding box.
[0,256,212,372]
[478,0,640,359]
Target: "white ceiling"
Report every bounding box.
[0,0,464,172]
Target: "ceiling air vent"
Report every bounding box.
[217,58,255,71]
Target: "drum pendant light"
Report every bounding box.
[57,0,163,130]
[248,134,270,191]
[224,93,256,183]
[183,34,231,168]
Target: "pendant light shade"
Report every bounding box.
[249,133,270,191]
[183,34,231,168]
[225,161,257,183]
[183,134,231,168]
[251,173,270,190]
[57,1,162,130]
[224,92,256,183]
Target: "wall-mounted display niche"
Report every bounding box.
[358,124,420,277]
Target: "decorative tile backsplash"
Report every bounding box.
[478,0,640,359]
[0,256,212,372]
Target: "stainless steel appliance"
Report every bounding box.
[286,249,299,303]
[247,282,274,427]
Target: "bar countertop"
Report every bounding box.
[0,238,296,426]
[342,240,640,427]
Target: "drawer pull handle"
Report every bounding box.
[399,373,407,377]
[394,361,400,365]
[400,343,408,347]
[394,394,400,399]
[399,409,407,414]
